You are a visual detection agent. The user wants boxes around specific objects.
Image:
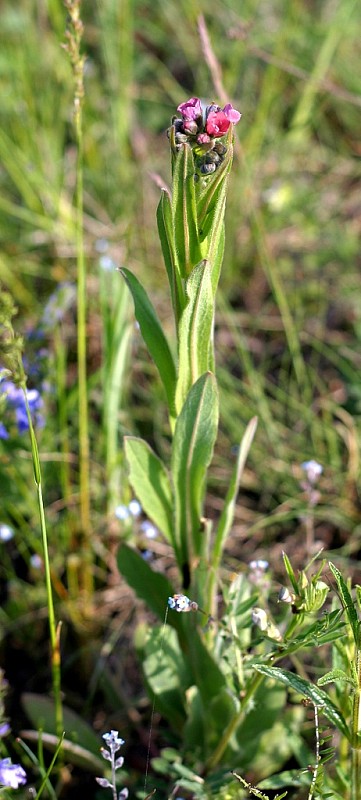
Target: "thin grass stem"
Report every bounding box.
[21,383,63,741]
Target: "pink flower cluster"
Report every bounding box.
[177,96,241,140]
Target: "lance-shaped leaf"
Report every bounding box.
[172,144,202,277]
[197,138,233,239]
[253,664,350,740]
[211,417,258,574]
[172,372,219,567]
[204,197,226,296]
[156,189,186,322]
[175,260,214,414]
[124,436,174,546]
[329,561,360,647]
[120,268,177,419]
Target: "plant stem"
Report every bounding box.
[351,647,361,800]
[64,0,92,593]
[204,671,264,772]
[75,112,91,550]
[22,385,63,739]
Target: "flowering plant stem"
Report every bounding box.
[122,98,246,607]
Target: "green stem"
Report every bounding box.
[22,384,63,739]
[351,648,361,800]
[75,109,91,548]
[204,671,264,772]
[64,0,92,590]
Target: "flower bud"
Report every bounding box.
[252,607,268,631]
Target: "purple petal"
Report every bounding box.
[222,103,241,123]
[177,97,202,120]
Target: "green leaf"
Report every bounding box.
[19,730,104,773]
[156,189,185,321]
[172,372,219,565]
[172,144,202,276]
[196,133,233,234]
[317,668,356,688]
[175,260,214,413]
[117,543,183,631]
[124,436,174,545]
[282,552,299,594]
[142,626,187,730]
[120,268,177,418]
[329,561,360,646]
[117,546,226,702]
[212,417,258,571]
[253,665,350,740]
[206,211,225,297]
[21,694,104,770]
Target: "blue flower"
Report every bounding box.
[0,422,9,440]
[102,730,125,753]
[0,758,26,788]
[168,594,191,612]
[0,379,44,435]
[96,731,128,798]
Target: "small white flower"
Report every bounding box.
[301,460,323,484]
[30,553,43,569]
[140,520,158,539]
[251,607,268,631]
[0,524,14,542]
[115,505,130,521]
[249,559,269,572]
[128,499,142,517]
[99,255,116,272]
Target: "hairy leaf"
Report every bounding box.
[120,268,177,418]
[175,261,214,413]
[172,372,218,565]
[124,436,174,545]
[329,561,360,646]
[172,144,202,276]
[253,665,350,740]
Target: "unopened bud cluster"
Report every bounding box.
[168,96,241,175]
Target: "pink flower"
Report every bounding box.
[177,97,202,120]
[205,102,241,136]
[205,110,231,136]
